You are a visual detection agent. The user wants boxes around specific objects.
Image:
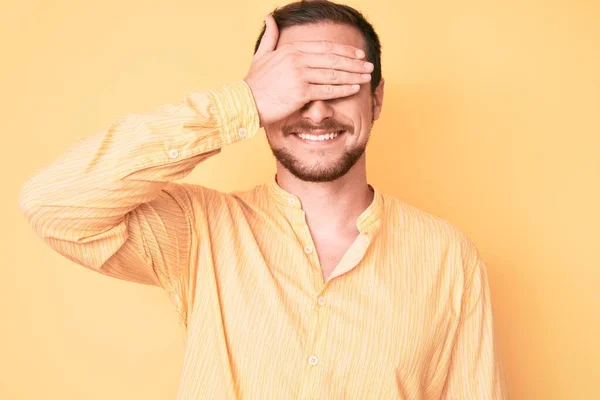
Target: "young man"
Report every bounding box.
[19,1,508,398]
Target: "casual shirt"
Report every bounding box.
[19,80,509,399]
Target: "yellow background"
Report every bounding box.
[2,0,599,399]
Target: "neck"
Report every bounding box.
[275,156,374,234]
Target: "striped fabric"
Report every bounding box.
[19,80,508,399]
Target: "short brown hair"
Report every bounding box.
[254,0,382,94]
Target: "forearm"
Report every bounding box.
[18,80,259,270]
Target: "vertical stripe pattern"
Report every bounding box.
[19,80,509,399]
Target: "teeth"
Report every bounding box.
[297,131,341,141]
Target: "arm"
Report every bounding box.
[19,14,371,329]
[441,243,510,399]
[18,80,259,328]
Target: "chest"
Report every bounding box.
[312,233,359,281]
[188,234,454,399]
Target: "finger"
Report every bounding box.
[307,83,362,101]
[304,68,371,85]
[303,53,374,73]
[292,40,366,59]
[255,14,279,58]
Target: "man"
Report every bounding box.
[19,1,508,398]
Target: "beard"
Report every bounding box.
[268,139,368,183]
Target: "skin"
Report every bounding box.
[245,15,385,257]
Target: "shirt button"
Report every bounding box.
[304,245,313,254]
[308,355,319,366]
[168,149,179,159]
[317,296,326,306]
[287,197,296,206]
[238,127,247,138]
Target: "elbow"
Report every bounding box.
[18,172,54,232]
[18,175,41,223]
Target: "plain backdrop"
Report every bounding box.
[1,0,599,399]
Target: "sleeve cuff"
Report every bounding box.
[206,80,261,145]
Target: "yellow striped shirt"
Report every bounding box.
[19,80,508,399]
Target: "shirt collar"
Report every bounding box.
[265,174,384,235]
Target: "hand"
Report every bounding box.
[244,14,373,127]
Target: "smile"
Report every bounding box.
[292,130,344,143]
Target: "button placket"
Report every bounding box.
[298,287,328,399]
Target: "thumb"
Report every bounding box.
[255,14,279,58]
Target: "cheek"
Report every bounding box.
[264,117,290,137]
[263,124,281,139]
[333,96,372,123]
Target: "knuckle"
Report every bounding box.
[289,52,302,67]
[276,45,288,55]
[328,53,337,66]
[300,83,310,100]
[273,50,286,62]
[328,69,337,81]
[286,46,299,59]
[293,66,303,81]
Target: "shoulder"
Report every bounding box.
[382,194,466,240]
[381,193,486,304]
[381,192,479,264]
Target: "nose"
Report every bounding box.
[300,100,334,124]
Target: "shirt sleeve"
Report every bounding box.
[18,80,260,331]
[441,241,510,399]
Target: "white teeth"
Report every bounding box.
[297,132,341,141]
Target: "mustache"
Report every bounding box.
[281,119,353,135]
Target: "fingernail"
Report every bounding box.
[355,49,365,58]
[352,84,361,90]
[361,74,371,80]
[364,62,374,70]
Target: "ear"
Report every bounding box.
[372,77,385,121]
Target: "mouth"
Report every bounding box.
[291,130,345,144]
